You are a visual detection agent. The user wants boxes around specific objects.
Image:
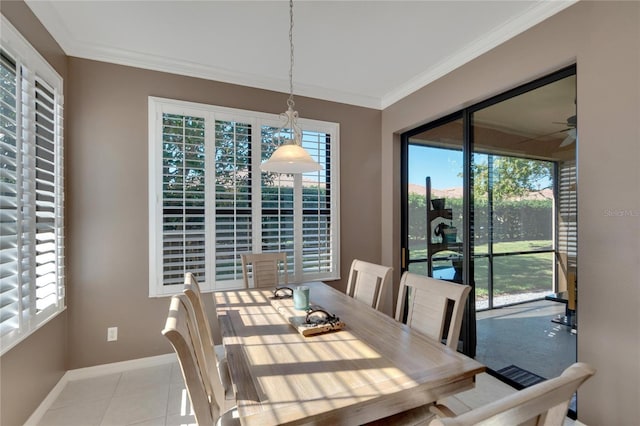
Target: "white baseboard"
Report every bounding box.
[24,353,176,426]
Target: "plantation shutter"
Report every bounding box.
[0,23,64,354]
[160,113,207,287]
[213,120,252,284]
[260,125,295,275]
[0,50,20,338]
[149,98,339,294]
[33,78,62,314]
[300,131,333,276]
[558,160,577,266]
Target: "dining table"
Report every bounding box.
[215,281,485,426]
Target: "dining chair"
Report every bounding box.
[345,259,393,311]
[428,362,595,426]
[162,295,239,426]
[241,252,288,288]
[395,271,471,350]
[183,272,232,398]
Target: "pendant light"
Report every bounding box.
[261,0,321,174]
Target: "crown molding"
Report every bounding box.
[26,0,577,111]
[380,0,579,109]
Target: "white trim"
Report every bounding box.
[0,15,62,88]
[24,354,177,426]
[64,353,177,381]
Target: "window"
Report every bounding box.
[148,97,339,296]
[0,16,65,355]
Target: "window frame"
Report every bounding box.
[0,15,65,355]
[148,97,340,297]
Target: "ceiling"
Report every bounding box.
[25,0,577,110]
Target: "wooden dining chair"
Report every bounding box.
[345,259,393,311]
[183,272,232,399]
[395,271,471,350]
[428,362,595,426]
[162,295,239,426]
[371,362,595,426]
[241,252,288,288]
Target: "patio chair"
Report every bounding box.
[241,252,288,288]
[345,259,393,311]
[395,272,471,350]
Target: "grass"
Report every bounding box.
[409,240,554,299]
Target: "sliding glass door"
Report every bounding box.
[401,66,577,385]
[401,114,476,356]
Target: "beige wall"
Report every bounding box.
[0,2,69,425]
[65,58,382,368]
[381,2,640,425]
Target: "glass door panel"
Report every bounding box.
[406,118,464,280]
[471,71,577,389]
[403,116,474,355]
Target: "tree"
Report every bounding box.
[472,156,552,200]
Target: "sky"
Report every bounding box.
[409,145,552,191]
[408,145,468,189]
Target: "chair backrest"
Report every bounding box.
[241,252,288,288]
[395,272,470,350]
[429,362,595,426]
[162,295,221,425]
[345,259,393,311]
[182,273,225,406]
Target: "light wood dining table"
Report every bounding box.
[215,281,485,426]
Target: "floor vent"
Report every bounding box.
[496,364,546,389]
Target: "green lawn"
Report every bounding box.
[409,240,554,299]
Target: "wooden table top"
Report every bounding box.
[215,281,485,426]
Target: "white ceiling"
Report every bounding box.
[25,0,577,110]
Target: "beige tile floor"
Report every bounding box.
[37,360,196,426]
[35,356,578,426]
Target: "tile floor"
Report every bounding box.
[37,360,196,426]
[35,356,578,426]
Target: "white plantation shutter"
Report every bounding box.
[558,160,577,266]
[261,125,296,276]
[300,131,333,276]
[149,98,339,295]
[1,16,64,355]
[214,120,252,284]
[0,50,20,339]
[152,112,207,295]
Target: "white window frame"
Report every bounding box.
[148,97,340,296]
[0,15,65,355]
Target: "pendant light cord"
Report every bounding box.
[287,0,295,110]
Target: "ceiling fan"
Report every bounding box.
[554,114,577,147]
[516,114,577,147]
